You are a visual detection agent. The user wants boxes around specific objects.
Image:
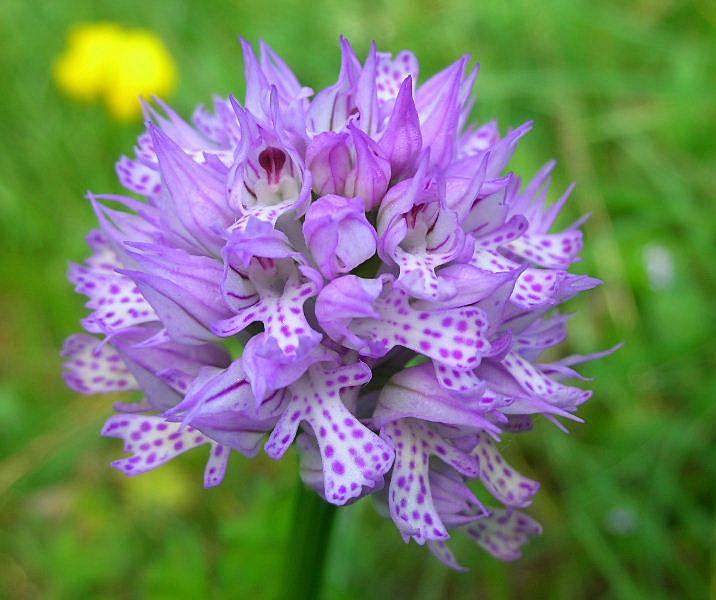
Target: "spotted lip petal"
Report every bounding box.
[62,334,137,395]
[458,121,501,158]
[382,418,479,544]
[68,230,158,335]
[212,265,321,356]
[102,414,230,488]
[500,351,592,411]
[266,361,394,505]
[376,51,418,103]
[64,37,612,571]
[116,154,162,199]
[316,274,492,369]
[473,433,540,508]
[464,509,542,561]
[214,219,323,357]
[503,161,586,268]
[377,156,467,301]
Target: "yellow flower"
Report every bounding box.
[53,23,177,121]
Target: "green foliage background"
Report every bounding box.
[0,1,714,598]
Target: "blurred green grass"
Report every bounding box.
[1,0,715,598]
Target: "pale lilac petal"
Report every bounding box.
[480,121,533,179]
[166,361,283,456]
[119,246,232,346]
[122,242,227,295]
[547,343,624,369]
[111,325,230,409]
[427,540,467,571]
[242,334,335,402]
[473,215,529,250]
[306,37,362,134]
[143,97,214,150]
[88,194,163,252]
[512,314,571,357]
[461,174,518,236]
[378,76,422,180]
[416,57,467,169]
[259,40,309,103]
[150,124,233,255]
[374,364,499,433]
[165,362,252,421]
[424,262,517,310]
[431,466,488,527]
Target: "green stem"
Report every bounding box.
[279,479,337,600]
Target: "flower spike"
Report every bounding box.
[64,37,614,571]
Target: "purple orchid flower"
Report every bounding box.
[63,37,615,570]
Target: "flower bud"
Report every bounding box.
[303,195,377,279]
[306,127,391,210]
[305,132,351,196]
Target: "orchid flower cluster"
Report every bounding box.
[63,37,609,569]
